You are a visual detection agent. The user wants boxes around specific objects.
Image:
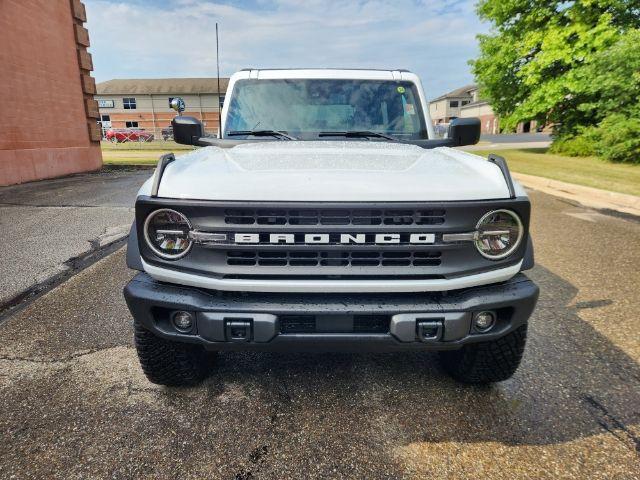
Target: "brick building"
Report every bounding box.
[459,87,500,134]
[95,78,230,138]
[0,0,102,186]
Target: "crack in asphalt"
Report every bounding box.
[232,374,292,479]
[583,395,640,454]
[0,346,119,365]
[0,202,132,209]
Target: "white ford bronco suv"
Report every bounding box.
[124,69,538,386]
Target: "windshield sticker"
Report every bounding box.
[397,86,406,94]
[405,103,416,115]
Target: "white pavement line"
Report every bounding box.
[513,172,640,217]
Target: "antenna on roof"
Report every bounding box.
[216,23,222,138]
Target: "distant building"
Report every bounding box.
[95,78,230,138]
[428,84,477,124]
[431,84,547,135]
[458,86,499,134]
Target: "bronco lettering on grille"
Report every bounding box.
[192,232,436,245]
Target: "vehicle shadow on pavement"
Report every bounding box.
[210,264,639,443]
[1,254,638,479]
[188,264,640,470]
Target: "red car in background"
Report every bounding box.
[105,128,154,143]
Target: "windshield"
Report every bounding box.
[224,79,429,140]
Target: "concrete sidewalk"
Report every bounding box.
[461,140,551,151]
[0,167,151,312]
[513,172,640,217]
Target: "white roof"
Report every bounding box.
[232,68,415,81]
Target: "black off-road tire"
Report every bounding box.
[134,322,214,387]
[439,324,528,384]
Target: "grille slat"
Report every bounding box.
[224,208,445,226]
[226,250,442,267]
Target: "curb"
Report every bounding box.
[512,172,640,217]
[0,236,129,323]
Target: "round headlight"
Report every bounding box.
[474,209,523,260]
[143,209,193,260]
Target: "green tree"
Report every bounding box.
[472,0,640,137]
[574,29,640,123]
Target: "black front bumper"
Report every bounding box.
[124,273,538,352]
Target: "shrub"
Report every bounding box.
[550,127,600,157]
[551,113,640,164]
[550,135,597,157]
[596,114,640,164]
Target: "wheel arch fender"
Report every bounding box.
[521,234,534,271]
[126,221,144,271]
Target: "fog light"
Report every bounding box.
[474,311,495,332]
[172,311,194,332]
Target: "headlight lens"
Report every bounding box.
[143,209,192,259]
[474,209,523,260]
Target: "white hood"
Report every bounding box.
[144,141,516,202]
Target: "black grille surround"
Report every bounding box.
[224,207,445,226]
[136,197,531,280]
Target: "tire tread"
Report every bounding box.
[439,324,528,384]
[134,322,212,387]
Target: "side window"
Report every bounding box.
[123,97,137,109]
[449,100,459,108]
[125,121,139,128]
[168,97,174,108]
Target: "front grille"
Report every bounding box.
[224,208,445,226]
[280,314,390,333]
[226,250,442,267]
[138,198,530,281]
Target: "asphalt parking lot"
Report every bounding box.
[0,167,150,309]
[0,172,638,479]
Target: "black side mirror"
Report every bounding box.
[447,117,481,146]
[172,116,204,145]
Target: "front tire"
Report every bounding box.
[134,322,214,386]
[439,324,528,384]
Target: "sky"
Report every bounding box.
[84,0,488,99]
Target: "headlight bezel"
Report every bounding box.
[143,208,193,260]
[474,209,524,260]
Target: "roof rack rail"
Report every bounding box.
[487,154,516,199]
[150,153,175,197]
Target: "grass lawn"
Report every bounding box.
[100,140,193,151]
[473,148,640,197]
[101,140,196,165]
[102,149,175,165]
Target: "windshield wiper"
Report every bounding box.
[318,131,400,141]
[227,130,297,140]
